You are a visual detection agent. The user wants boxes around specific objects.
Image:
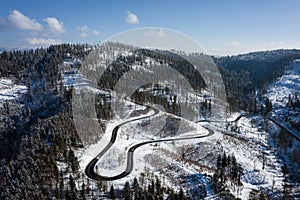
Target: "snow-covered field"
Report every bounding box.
[0,78,27,107]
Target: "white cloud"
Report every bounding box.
[224,41,241,47]
[144,28,167,38]
[76,25,101,37]
[77,25,89,32]
[7,10,43,31]
[125,12,139,24]
[232,41,241,46]
[92,30,100,36]
[270,41,285,46]
[0,10,67,47]
[26,37,62,46]
[44,17,65,35]
[79,32,89,38]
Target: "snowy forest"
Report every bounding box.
[0,43,300,199]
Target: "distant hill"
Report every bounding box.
[215,49,300,89]
[0,46,32,53]
[0,46,7,53]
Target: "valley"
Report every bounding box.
[0,43,300,199]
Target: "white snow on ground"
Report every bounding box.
[76,106,284,199]
[230,116,284,198]
[96,111,208,176]
[265,60,300,126]
[226,111,245,122]
[69,68,284,199]
[68,47,285,199]
[0,78,27,107]
[177,113,284,199]
[266,60,300,108]
[76,101,153,184]
[62,72,111,96]
[77,115,213,196]
[62,73,88,88]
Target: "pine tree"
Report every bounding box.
[262,152,265,170]
[258,192,265,200]
[109,185,116,200]
[222,152,227,168]
[178,188,184,200]
[149,179,155,194]
[217,154,222,170]
[81,183,86,200]
[65,188,71,200]
[132,177,140,199]
[155,177,161,195]
[69,174,75,192]
[123,181,131,200]
[227,154,231,166]
[265,97,272,113]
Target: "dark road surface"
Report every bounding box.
[267,115,300,141]
[85,110,298,181]
[85,124,214,181]
[85,105,214,181]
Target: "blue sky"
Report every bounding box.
[1,0,300,55]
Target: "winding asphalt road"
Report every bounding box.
[85,106,214,181]
[85,109,298,181]
[85,106,159,180]
[85,127,214,181]
[195,114,246,123]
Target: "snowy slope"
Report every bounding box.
[0,78,27,107]
[266,60,300,108]
[76,107,284,199]
[67,46,285,199]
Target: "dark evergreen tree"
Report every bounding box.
[178,188,184,200]
[81,183,86,200]
[217,154,222,170]
[109,185,116,199]
[123,181,131,200]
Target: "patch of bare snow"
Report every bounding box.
[266,60,300,108]
[0,78,27,107]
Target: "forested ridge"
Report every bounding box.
[0,44,300,199]
[215,49,300,112]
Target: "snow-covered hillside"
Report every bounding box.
[267,60,300,108]
[0,78,27,107]
[64,45,295,199]
[227,49,300,62]
[76,106,285,199]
